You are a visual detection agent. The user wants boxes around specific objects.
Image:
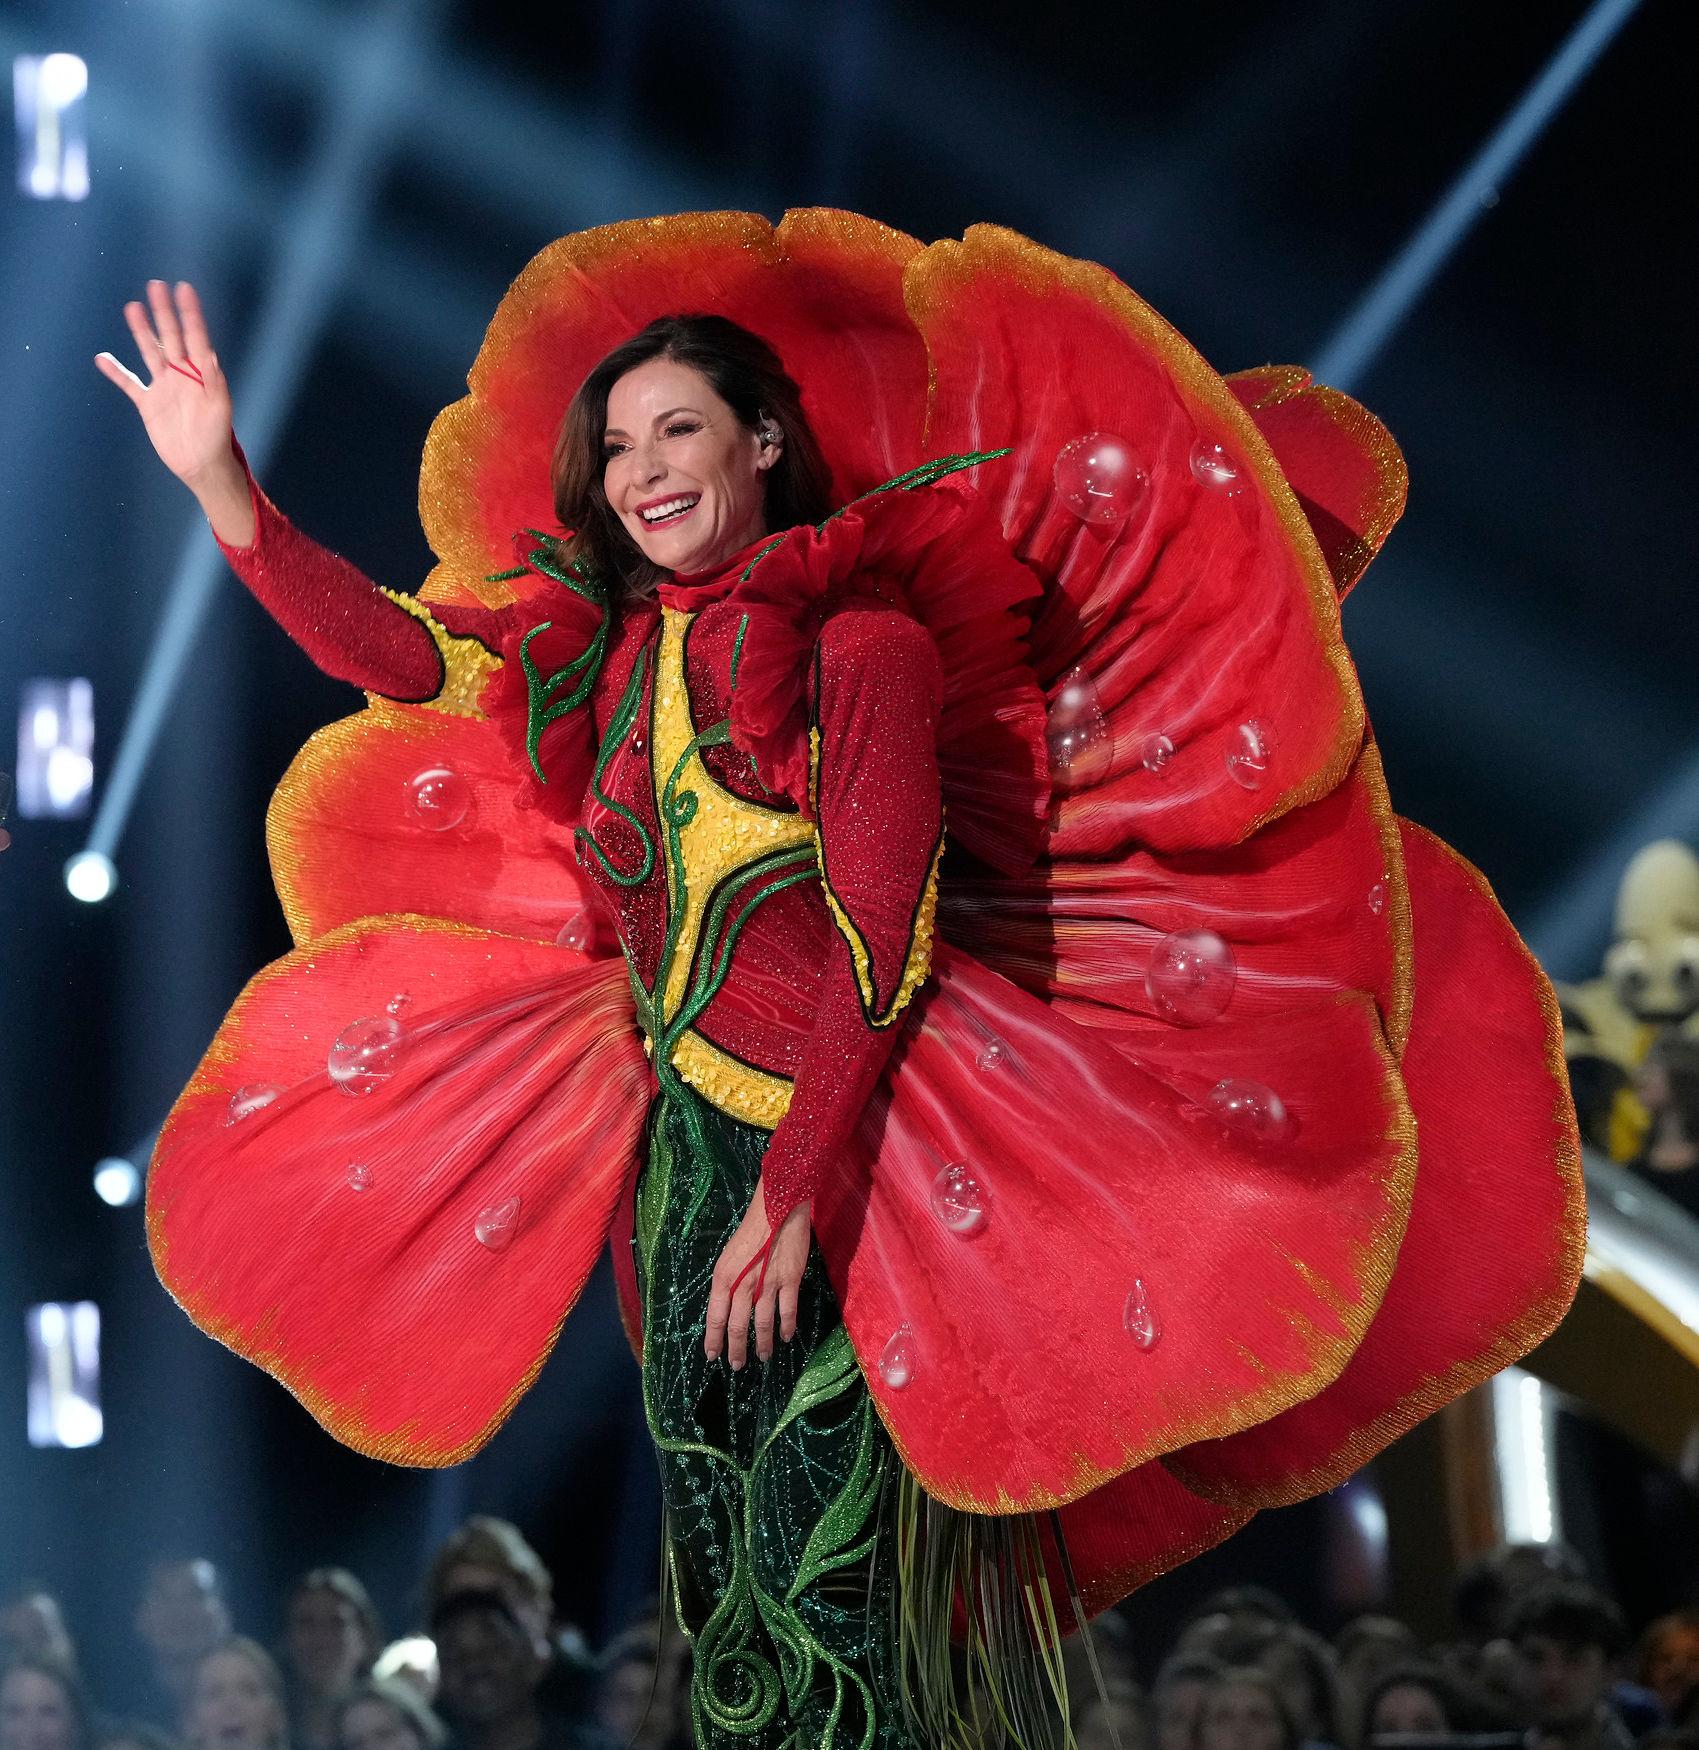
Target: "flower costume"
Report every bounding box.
[146,211,1585,1749]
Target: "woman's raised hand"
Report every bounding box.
[95,280,234,489]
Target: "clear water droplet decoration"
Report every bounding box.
[1207,1077,1296,1144]
[1053,432,1149,527]
[1138,732,1175,774]
[556,911,592,953]
[878,1326,914,1390]
[1124,1279,1161,1350]
[1367,879,1387,917]
[1190,439,1244,495]
[1047,667,1112,789]
[327,1014,407,1097]
[1225,719,1273,791]
[976,1038,1006,1073]
[1145,929,1236,1025]
[405,766,470,832]
[346,1162,373,1192]
[931,1162,989,1237]
[385,991,412,1019]
[226,1083,283,1125]
[476,1196,523,1251]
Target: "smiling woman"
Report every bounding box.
[114,209,1584,1750]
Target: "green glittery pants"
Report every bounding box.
[633,1082,918,1750]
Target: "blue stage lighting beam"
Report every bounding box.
[1313,0,1644,393]
[81,0,444,871]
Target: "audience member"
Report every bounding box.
[1337,1620,1420,1749]
[430,1591,605,1750]
[590,1627,685,1750]
[92,1725,179,1750]
[1508,1583,1633,1750]
[280,1572,381,1750]
[0,1658,91,1750]
[1638,1612,1699,1722]
[1200,1668,1301,1750]
[1156,1656,1229,1750]
[1259,1625,1343,1750]
[182,1640,288,1750]
[133,1564,233,1731]
[1075,1680,1149,1750]
[0,1599,76,1678]
[332,1679,445,1750]
[1361,1662,1510,1742]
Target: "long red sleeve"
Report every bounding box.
[214,437,505,700]
[758,608,945,1227]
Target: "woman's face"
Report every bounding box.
[337,1698,422,1750]
[1158,1677,1213,1750]
[601,358,777,575]
[0,1668,78,1750]
[186,1651,285,1750]
[286,1588,369,1694]
[1645,1622,1699,1712]
[1201,1680,1287,1750]
[1369,1683,1449,1739]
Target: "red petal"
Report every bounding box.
[147,921,649,1465]
[1165,822,1584,1506]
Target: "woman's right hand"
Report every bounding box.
[95,280,235,490]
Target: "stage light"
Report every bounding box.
[64,850,116,903]
[13,54,89,201]
[1314,0,1643,392]
[16,679,94,819]
[25,1302,103,1450]
[93,1158,142,1208]
[1491,1365,1558,1544]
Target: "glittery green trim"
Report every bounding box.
[515,533,610,784]
[572,647,655,889]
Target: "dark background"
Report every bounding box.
[0,0,1688,1691]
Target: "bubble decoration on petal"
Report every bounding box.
[930,1162,989,1237]
[226,1083,283,1125]
[976,1038,1006,1073]
[556,911,592,953]
[1124,1279,1161,1350]
[1225,719,1273,791]
[1053,431,1149,527]
[1207,1078,1296,1144]
[385,991,412,1019]
[405,766,470,832]
[1144,929,1236,1025]
[1368,879,1387,917]
[1137,732,1175,775]
[1046,667,1112,790]
[347,1162,373,1192]
[475,1196,523,1251]
[1190,439,1244,495]
[327,1014,407,1097]
[878,1326,914,1391]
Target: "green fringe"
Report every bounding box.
[894,1473,1121,1750]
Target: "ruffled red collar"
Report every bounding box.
[657,529,787,610]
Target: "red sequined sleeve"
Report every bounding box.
[214,436,507,699]
[757,608,945,1228]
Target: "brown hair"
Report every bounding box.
[284,1568,382,1666]
[550,314,833,608]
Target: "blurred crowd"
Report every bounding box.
[2,1525,1697,1750]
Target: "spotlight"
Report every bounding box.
[25,1302,102,1449]
[13,55,89,201]
[93,1158,142,1208]
[17,679,95,818]
[64,850,116,903]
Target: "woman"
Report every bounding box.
[182,1641,288,1750]
[109,212,1585,1750]
[1360,1665,1504,1743]
[330,1680,445,1750]
[1200,1671,1298,1750]
[279,1572,380,1750]
[0,1659,90,1750]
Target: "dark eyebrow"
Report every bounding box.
[602,406,703,438]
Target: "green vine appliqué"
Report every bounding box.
[509,532,610,784]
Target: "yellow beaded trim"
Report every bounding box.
[375,587,502,719]
[809,725,942,1029]
[652,607,816,1126]
[669,1028,793,1131]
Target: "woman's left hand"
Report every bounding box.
[705,1181,812,1369]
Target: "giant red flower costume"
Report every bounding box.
[147,210,1584,1621]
